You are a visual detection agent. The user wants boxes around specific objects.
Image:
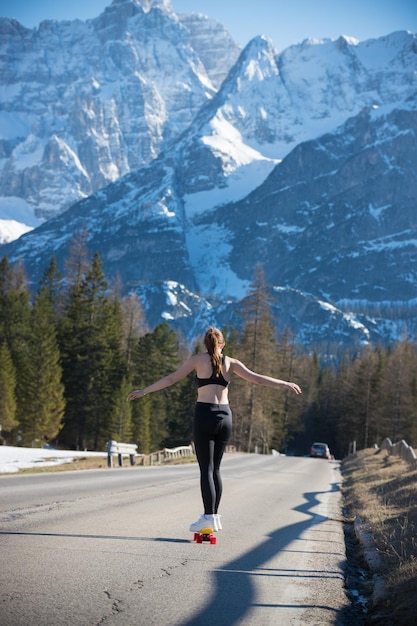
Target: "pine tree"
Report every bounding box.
[333,355,360,456]
[162,336,195,448]
[382,340,416,443]
[0,257,31,350]
[407,360,417,447]
[39,255,64,322]
[221,325,245,450]
[0,257,32,443]
[64,230,90,289]
[360,346,386,448]
[109,376,134,443]
[235,265,279,452]
[18,288,65,446]
[0,341,18,438]
[273,327,300,453]
[131,331,158,453]
[58,252,125,450]
[120,292,148,373]
[131,323,186,452]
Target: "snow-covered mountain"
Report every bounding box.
[0,0,240,230]
[1,0,416,349]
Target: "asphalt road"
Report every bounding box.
[0,454,351,625]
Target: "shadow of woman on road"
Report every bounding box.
[182,481,347,626]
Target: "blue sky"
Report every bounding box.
[1,0,416,51]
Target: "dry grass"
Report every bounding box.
[343,448,417,626]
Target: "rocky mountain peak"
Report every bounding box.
[110,0,171,11]
[1,3,416,350]
[0,1,239,229]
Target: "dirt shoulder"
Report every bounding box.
[342,448,417,626]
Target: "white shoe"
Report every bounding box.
[215,514,222,530]
[189,514,218,532]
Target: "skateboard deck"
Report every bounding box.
[193,527,216,544]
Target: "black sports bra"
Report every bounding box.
[196,356,229,388]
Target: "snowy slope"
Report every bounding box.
[0,0,240,229]
[1,1,416,349]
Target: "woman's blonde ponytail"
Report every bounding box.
[204,327,224,377]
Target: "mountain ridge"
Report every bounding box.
[1,1,416,349]
[0,0,240,226]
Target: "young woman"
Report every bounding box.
[127,326,302,532]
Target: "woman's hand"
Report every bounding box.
[287,382,302,395]
[127,389,146,401]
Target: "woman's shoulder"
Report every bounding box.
[224,356,249,374]
[191,352,210,366]
[223,354,240,371]
[194,351,209,361]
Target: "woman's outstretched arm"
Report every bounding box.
[127,356,197,400]
[230,358,302,394]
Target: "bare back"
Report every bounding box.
[195,352,231,404]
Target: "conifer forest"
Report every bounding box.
[1,240,416,460]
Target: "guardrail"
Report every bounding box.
[137,445,194,466]
[379,437,417,466]
[106,440,138,467]
[106,441,194,468]
[106,442,236,468]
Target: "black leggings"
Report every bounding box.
[193,402,233,514]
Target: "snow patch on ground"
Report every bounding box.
[0,446,106,474]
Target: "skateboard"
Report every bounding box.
[193,527,216,544]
